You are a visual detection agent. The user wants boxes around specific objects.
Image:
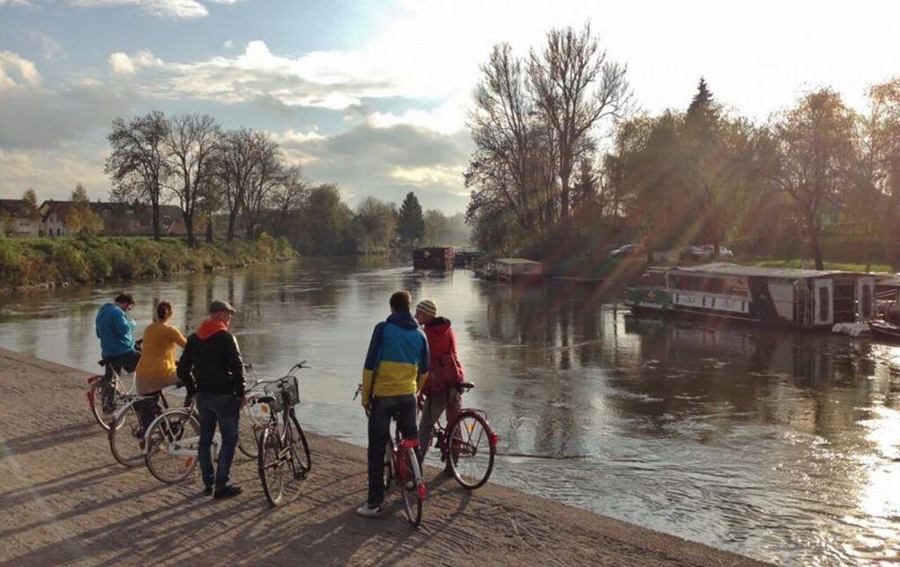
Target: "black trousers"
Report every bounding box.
[367,394,417,506]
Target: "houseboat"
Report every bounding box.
[413,247,455,270]
[495,258,544,282]
[625,262,876,330]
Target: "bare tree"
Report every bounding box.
[105,110,171,240]
[243,131,281,240]
[868,78,900,267]
[528,23,631,221]
[165,114,221,247]
[215,129,258,242]
[269,165,308,236]
[466,43,546,232]
[762,89,858,270]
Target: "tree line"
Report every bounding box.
[466,24,900,270]
[103,112,469,255]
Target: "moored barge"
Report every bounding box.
[625,263,876,329]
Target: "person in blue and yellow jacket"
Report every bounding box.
[357,290,430,518]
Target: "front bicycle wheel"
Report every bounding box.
[258,425,285,507]
[145,410,200,483]
[89,376,125,431]
[237,404,261,459]
[109,402,145,467]
[446,411,496,490]
[400,447,424,527]
[287,412,311,477]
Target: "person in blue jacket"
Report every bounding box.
[356,290,430,518]
[95,292,140,411]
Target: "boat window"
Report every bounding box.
[862,285,872,319]
[819,285,830,321]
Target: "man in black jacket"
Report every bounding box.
[177,299,245,499]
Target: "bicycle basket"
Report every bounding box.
[263,375,299,413]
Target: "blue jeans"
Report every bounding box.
[197,393,241,490]
[367,394,417,506]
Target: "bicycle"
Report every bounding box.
[421,382,498,490]
[145,373,261,484]
[236,365,265,459]
[87,360,135,431]
[108,390,170,467]
[254,362,312,507]
[354,383,427,527]
[86,340,143,431]
[383,418,427,527]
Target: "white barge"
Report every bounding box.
[625,263,876,329]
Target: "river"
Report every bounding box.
[0,258,897,565]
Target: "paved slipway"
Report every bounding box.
[0,348,768,567]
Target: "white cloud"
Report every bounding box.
[0,51,41,90]
[0,0,35,7]
[273,122,473,212]
[161,40,401,109]
[109,49,163,75]
[67,0,208,19]
[389,165,466,190]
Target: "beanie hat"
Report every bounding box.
[416,299,437,318]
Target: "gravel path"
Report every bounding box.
[0,348,768,566]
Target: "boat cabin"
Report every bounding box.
[494,258,543,282]
[413,247,455,270]
[627,263,876,329]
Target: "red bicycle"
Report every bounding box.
[383,423,426,527]
[423,382,498,490]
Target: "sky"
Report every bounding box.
[2,0,900,214]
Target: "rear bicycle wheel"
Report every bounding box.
[446,411,496,490]
[237,403,261,459]
[89,376,125,431]
[400,447,424,527]
[287,412,311,477]
[109,402,145,467]
[258,425,285,507]
[145,410,200,483]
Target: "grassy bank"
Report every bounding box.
[0,234,295,289]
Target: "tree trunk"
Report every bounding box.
[152,198,161,241]
[807,213,824,270]
[246,219,255,240]
[227,210,237,242]
[184,213,195,248]
[206,217,213,244]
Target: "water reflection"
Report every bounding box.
[0,260,898,566]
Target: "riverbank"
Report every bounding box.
[0,235,295,291]
[0,348,766,567]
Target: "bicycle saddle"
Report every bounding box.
[456,382,475,391]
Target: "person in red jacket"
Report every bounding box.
[414,299,464,463]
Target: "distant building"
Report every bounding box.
[38,200,187,237]
[0,199,42,237]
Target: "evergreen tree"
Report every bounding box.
[686,77,717,124]
[398,191,425,243]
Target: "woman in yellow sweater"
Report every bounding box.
[133,301,188,433]
[136,301,187,394]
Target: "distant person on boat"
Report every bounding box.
[414,299,465,467]
[177,300,245,500]
[133,301,187,432]
[95,292,140,412]
[357,290,430,518]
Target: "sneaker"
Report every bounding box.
[213,485,243,500]
[355,502,384,518]
[202,486,213,497]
